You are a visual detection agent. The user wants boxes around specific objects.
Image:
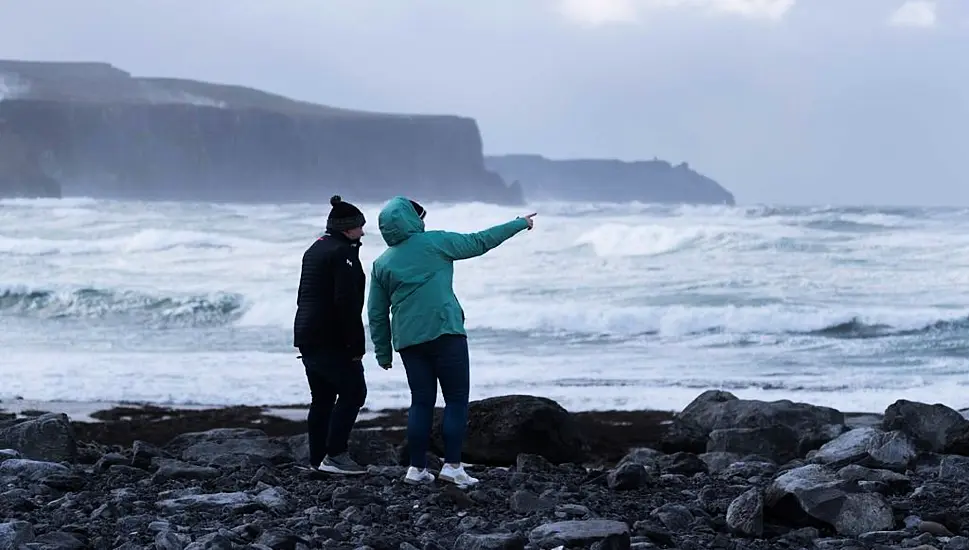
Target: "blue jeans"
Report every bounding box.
[399,334,470,467]
[302,352,367,467]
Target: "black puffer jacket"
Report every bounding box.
[293,231,366,357]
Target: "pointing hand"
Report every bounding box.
[520,213,537,230]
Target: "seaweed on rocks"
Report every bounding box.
[3,392,969,550]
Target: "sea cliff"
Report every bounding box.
[0,60,522,204]
[485,154,736,205]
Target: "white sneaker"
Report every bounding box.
[438,464,479,488]
[404,466,435,485]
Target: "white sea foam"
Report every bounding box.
[2,197,968,412]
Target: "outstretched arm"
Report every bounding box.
[367,267,393,367]
[431,216,531,261]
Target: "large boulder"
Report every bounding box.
[707,426,800,464]
[765,464,894,536]
[0,413,77,463]
[665,390,847,457]
[165,428,292,466]
[882,399,969,453]
[431,395,586,465]
[809,427,919,471]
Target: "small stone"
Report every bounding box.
[453,533,526,550]
[529,520,631,549]
[725,488,764,537]
[0,521,36,549]
[607,463,649,491]
[509,489,555,514]
[919,520,953,536]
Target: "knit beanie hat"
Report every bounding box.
[327,195,366,231]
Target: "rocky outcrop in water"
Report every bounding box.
[485,154,735,205]
[3,391,969,549]
[0,60,521,205]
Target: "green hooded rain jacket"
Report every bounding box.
[367,196,529,366]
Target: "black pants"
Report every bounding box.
[302,352,367,467]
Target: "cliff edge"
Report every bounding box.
[0,60,522,204]
[485,154,735,205]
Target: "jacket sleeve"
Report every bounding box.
[332,249,366,358]
[367,265,394,366]
[429,217,529,261]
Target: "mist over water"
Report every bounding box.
[2,197,968,412]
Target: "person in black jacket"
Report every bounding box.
[294,195,369,474]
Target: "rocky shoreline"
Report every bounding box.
[2,391,969,550]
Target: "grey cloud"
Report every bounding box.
[0,0,966,205]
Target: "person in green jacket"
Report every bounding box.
[368,196,535,488]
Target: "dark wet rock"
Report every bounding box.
[882,399,969,453]
[658,452,708,475]
[836,464,912,494]
[0,448,22,462]
[698,452,744,474]
[945,536,969,550]
[169,428,293,466]
[0,413,77,463]
[0,521,35,549]
[661,417,709,454]
[515,453,557,473]
[93,452,128,471]
[616,448,663,471]
[10,393,969,550]
[707,425,801,464]
[720,459,777,480]
[509,489,556,514]
[433,395,587,465]
[938,455,969,480]
[810,427,919,471]
[765,464,894,535]
[36,531,86,549]
[131,439,169,469]
[672,390,847,456]
[157,492,263,515]
[453,532,526,550]
[151,458,221,482]
[725,488,764,537]
[607,463,651,491]
[650,503,694,532]
[528,519,631,549]
[918,520,954,536]
[0,458,70,482]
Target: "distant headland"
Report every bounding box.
[0,60,734,206]
[485,154,735,206]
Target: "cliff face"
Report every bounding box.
[0,130,61,199]
[484,154,735,206]
[0,60,521,205]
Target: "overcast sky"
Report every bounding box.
[1,0,966,206]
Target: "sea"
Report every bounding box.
[1,197,968,414]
